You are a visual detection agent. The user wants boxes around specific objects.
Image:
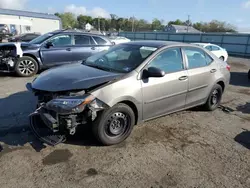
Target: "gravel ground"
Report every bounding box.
[0,57,249,188]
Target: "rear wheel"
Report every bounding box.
[203,84,223,111]
[92,103,135,146]
[15,56,38,77]
[248,69,250,79]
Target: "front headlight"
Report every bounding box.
[46,95,95,114]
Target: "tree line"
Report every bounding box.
[55,13,237,33]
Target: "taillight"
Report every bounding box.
[226,65,231,71]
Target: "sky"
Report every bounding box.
[0,0,250,31]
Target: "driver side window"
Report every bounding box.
[49,34,72,47]
[149,48,184,73]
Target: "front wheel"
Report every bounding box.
[92,103,135,146]
[203,84,223,111]
[15,56,38,77]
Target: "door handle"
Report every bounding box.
[179,76,188,81]
[91,47,96,50]
[210,69,217,73]
[66,48,71,51]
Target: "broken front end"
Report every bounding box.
[0,43,22,72]
[27,83,109,145]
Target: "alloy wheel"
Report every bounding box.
[18,60,35,75]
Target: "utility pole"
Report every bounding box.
[132,16,135,32]
[187,15,190,33]
[98,17,100,32]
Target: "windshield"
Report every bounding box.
[29,33,54,44]
[83,44,158,73]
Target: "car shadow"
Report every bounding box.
[236,102,250,114]
[0,90,48,151]
[230,72,250,87]
[234,130,250,150]
[0,90,101,151]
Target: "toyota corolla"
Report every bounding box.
[27,41,231,146]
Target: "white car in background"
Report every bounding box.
[193,43,228,61]
[109,36,131,44]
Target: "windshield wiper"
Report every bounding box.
[84,64,113,72]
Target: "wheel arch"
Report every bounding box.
[107,96,142,125]
[22,53,40,70]
[118,100,139,125]
[216,80,225,92]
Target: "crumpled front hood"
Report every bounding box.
[31,64,123,92]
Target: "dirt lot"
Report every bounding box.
[0,57,249,188]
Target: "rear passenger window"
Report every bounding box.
[212,45,220,51]
[205,45,212,51]
[74,35,94,45]
[149,48,184,73]
[93,36,107,45]
[184,47,212,69]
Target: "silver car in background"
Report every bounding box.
[28,41,231,146]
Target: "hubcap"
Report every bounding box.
[106,112,129,137]
[18,60,35,75]
[211,89,220,106]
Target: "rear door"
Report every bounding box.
[40,34,73,67]
[71,34,98,62]
[183,47,216,107]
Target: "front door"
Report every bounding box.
[40,34,73,67]
[141,47,188,120]
[182,47,216,107]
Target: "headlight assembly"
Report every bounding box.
[46,95,95,114]
[45,94,109,114]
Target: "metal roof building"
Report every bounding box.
[165,24,201,33]
[0,8,61,35]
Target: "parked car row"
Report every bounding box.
[26,40,231,146]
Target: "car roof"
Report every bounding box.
[125,40,195,48]
[50,29,106,37]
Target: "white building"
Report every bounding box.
[0,8,61,35]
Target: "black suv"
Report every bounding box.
[0,29,113,77]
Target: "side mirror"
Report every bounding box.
[143,67,165,78]
[45,41,54,48]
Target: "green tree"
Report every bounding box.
[151,18,164,31]
[168,19,185,26]
[55,12,77,29]
[77,15,93,29]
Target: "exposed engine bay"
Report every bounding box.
[0,43,23,72]
[27,83,110,145]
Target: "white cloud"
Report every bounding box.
[90,7,110,18]
[64,4,87,16]
[0,0,28,10]
[242,1,250,8]
[64,4,110,18]
[236,19,244,23]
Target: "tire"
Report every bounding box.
[15,56,38,77]
[219,56,224,61]
[203,84,223,111]
[92,103,135,146]
[248,69,250,79]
